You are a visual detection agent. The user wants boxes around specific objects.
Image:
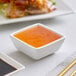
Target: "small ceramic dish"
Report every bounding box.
[0,53,25,76]
[10,23,65,60]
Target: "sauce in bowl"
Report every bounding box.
[14,25,61,48]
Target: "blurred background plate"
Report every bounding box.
[64,0,76,13]
[0,0,73,25]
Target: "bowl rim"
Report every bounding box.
[0,53,25,76]
[10,23,65,49]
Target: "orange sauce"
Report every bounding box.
[14,25,61,48]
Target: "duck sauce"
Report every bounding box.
[14,25,61,48]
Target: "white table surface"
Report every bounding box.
[0,1,76,76]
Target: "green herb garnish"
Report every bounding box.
[49,0,56,5]
[0,3,8,15]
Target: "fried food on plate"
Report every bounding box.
[0,0,56,18]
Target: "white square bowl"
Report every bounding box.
[10,23,65,60]
[0,53,25,76]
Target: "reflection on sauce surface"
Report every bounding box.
[14,25,61,48]
[0,59,16,76]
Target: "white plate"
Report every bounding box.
[0,0,73,25]
[0,53,25,76]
